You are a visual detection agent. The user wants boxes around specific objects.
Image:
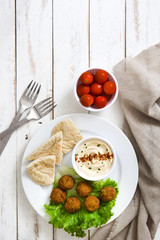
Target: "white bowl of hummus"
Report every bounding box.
[72,136,117,181]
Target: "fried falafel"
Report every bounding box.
[58,175,75,190]
[50,187,66,204]
[84,195,100,212]
[76,181,92,197]
[101,186,116,202]
[64,196,81,213]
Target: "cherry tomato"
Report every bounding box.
[80,72,93,85]
[94,96,107,108]
[90,83,103,95]
[103,81,116,95]
[80,94,94,107]
[95,70,108,84]
[77,84,90,97]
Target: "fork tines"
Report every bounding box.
[23,80,41,99]
[34,97,57,117]
[42,102,57,116]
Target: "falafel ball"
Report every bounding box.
[101,186,116,202]
[84,195,100,212]
[50,187,66,204]
[58,175,75,190]
[64,196,81,213]
[76,181,92,197]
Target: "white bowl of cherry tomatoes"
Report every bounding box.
[74,68,118,111]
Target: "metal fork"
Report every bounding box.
[0,80,41,155]
[0,97,56,141]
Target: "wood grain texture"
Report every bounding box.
[16,0,53,239]
[90,0,125,131]
[53,0,89,119]
[126,0,160,56]
[0,1,16,240]
[90,0,125,68]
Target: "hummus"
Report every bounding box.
[75,139,113,177]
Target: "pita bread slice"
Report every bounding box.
[26,131,63,165]
[52,118,83,154]
[27,155,56,185]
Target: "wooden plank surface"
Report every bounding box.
[126,0,160,57]
[16,0,53,239]
[89,0,125,130]
[0,1,17,240]
[53,0,88,119]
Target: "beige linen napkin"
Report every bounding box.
[91,43,160,240]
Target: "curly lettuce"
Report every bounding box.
[44,166,119,238]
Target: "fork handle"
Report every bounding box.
[0,107,23,155]
[0,118,30,141]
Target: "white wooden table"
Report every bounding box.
[0,1,160,239]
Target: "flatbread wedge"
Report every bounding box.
[26,131,63,165]
[52,118,83,154]
[27,156,56,185]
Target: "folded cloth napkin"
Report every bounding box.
[91,43,160,240]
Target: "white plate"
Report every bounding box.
[21,113,138,224]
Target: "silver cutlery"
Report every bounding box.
[0,97,56,143]
[0,80,41,155]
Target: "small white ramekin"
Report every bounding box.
[72,136,117,181]
[74,68,118,112]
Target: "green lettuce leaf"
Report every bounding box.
[44,166,119,238]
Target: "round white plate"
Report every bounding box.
[21,113,138,224]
